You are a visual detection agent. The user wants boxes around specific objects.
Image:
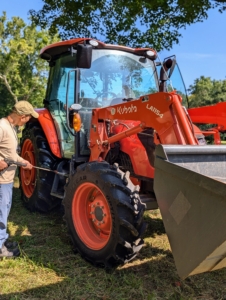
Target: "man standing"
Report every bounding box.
[0,100,39,258]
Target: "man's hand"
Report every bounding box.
[21,160,33,170]
[0,160,8,171]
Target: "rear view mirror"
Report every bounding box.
[76,44,92,69]
[159,56,177,92]
[168,58,176,78]
[160,59,173,81]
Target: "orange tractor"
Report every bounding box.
[19,38,226,279]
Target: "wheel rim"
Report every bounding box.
[20,139,36,198]
[72,183,112,250]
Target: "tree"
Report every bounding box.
[188,76,226,107]
[30,0,226,51]
[0,12,59,117]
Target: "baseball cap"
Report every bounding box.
[14,101,39,118]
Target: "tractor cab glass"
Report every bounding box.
[77,50,159,157]
[45,49,159,159]
[78,49,158,107]
[45,54,77,159]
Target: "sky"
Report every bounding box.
[1,0,226,89]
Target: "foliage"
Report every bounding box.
[0,83,13,117]
[188,76,226,108]
[30,0,226,51]
[0,12,59,117]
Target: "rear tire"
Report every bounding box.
[63,161,146,268]
[20,121,61,212]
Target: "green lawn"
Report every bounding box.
[0,185,226,300]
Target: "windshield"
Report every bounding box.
[78,49,159,107]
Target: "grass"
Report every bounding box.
[1,184,226,299]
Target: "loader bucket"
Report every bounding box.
[154,144,226,279]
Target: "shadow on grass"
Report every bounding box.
[1,188,226,300]
[143,215,166,238]
[0,254,180,300]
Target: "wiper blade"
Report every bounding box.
[122,98,134,102]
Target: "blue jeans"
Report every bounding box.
[0,183,13,248]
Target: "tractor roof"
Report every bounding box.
[40,38,156,61]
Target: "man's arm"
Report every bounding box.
[0,127,8,170]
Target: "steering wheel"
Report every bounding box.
[95,91,117,100]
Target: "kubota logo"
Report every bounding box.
[111,108,116,115]
[117,104,137,114]
[146,104,163,118]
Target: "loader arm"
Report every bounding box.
[89,91,198,161]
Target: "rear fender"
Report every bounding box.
[35,108,62,158]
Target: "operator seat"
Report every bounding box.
[78,98,95,156]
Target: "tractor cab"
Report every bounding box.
[42,38,159,160]
[41,38,189,161]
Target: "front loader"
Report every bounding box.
[19,38,226,279]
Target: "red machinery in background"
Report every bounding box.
[188,102,226,144]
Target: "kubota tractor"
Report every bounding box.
[19,38,226,279]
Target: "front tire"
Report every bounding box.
[20,121,61,212]
[63,161,146,268]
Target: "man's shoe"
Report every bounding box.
[0,244,20,258]
[4,239,18,249]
